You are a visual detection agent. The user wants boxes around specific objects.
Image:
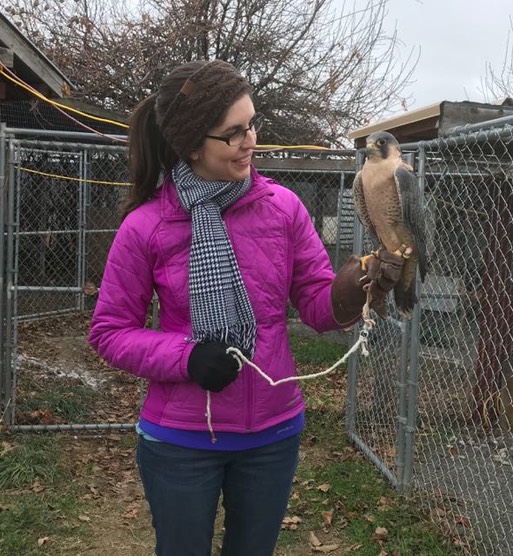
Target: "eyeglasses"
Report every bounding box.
[205,113,264,146]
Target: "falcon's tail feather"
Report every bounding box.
[394,283,417,319]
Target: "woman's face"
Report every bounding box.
[189,94,257,182]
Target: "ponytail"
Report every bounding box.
[121,94,177,219]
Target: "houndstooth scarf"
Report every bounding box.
[173,160,257,357]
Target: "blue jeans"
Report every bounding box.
[137,434,301,556]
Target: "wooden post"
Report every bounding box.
[472,177,513,427]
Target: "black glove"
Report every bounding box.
[188,342,241,393]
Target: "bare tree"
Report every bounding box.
[3,0,417,145]
[481,16,513,103]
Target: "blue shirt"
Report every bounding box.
[137,412,304,451]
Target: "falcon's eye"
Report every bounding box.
[376,138,386,146]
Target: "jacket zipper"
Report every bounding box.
[245,364,253,431]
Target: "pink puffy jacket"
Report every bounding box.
[89,168,355,433]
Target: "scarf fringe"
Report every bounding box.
[194,322,257,358]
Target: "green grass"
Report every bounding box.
[0,433,69,489]
[275,335,462,555]
[17,379,95,422]
[0,434,89,556]
[289,334,347,366]
[278,408,460,555]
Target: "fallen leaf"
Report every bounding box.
[434,507,446,518]
[309,531,322,547]
[83,281,98,296]
[0,441,14,455]
[377,496,391,511]
[322,510,333,527]
[318,483,331,493]
[281,515,302,530]
[31,481,45,493]
[37,537,50,546]
[78,514,91,522]
[372,526,388,541]
[312,544,340,553]
[454,515,471,528]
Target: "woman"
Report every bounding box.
[89,59,404,556]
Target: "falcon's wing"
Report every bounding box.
[352,171,379,248]
[394,165,428,280]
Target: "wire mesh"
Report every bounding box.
[347,126,513,555]
[2,124,513,554]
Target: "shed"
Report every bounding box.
[0,12,124,137]
[348,99,513,147]
[0,11,73,101]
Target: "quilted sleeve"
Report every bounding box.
[288,197,359,332]
[88,218,194,383]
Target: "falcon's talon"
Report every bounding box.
[360,254,374,271]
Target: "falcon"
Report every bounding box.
[353,131,427,320]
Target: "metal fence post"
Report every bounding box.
[2,136,16,425]
[345,150,364,436]
[401,145,426,492]
[0,123,7,424]
[334,171,345,270]
[77,149,87,311]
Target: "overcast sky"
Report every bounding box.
[339,0,513,112]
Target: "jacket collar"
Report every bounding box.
[159,165,274,221]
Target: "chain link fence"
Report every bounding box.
[0,129,353,432]
[2,120,513,554]
[347,122,513,555]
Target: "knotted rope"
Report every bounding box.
[205,324,372,442]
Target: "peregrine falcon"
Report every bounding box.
[353,131,427,319]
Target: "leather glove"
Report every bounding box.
[188,341,241,392]
[330,254,368,325]
[361,247,410,319]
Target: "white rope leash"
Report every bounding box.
[205,325,372,442]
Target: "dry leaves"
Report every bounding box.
[281,515,302,530]
[321,510,333,528]
[372,526,389,541]
[37,537,50,546]
[309,531,340,553]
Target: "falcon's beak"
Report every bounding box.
[365,141,377,155]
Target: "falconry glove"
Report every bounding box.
[361,248,409,319]
[188,342,242,393]
[364,249,405,292]
[330,255,368,326]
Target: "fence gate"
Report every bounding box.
[346,121,513,555]
[0,127,135,431]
